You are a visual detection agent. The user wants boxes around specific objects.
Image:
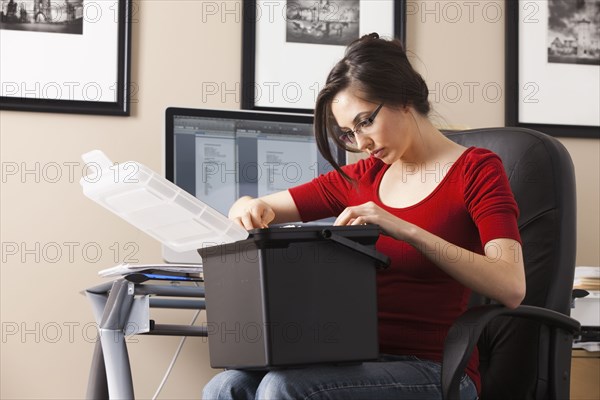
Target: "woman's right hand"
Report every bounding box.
[228,196,276,230]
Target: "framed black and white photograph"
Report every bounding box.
[506,0,600,138]
[242,0,407,113]
[0,0,132,116]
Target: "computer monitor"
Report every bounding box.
[164,107,346,263]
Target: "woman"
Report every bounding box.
[203,33,525,400]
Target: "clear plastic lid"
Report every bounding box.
[80,150,248,252]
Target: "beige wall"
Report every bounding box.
[0,1,598,398]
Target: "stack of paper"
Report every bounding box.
[573,266,600,291]
[572,267,600,346]
[98,263,202,278]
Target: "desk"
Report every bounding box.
[571,349,600,400]
[85,278,206,399]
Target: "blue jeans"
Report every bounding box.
[202,355,478,400]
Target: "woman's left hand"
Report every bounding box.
[334,201,416,242]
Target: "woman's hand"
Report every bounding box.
[334,201,416,242]
[228,196,276,230]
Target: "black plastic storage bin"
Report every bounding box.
[199,224,390,369]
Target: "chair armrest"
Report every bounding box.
[442,304,581,400]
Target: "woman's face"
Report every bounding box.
[331,88,412,164]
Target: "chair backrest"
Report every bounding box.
[446,127,577,399]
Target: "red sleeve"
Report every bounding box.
[288,157,377,222]
[463,149,522,246]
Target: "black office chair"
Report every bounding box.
[440,128,581,399]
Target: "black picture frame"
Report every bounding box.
[242,0,407,114]
[506,1,599,138]
[0,0,132,116]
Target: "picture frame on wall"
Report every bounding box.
[242,0,407,113]
[0,0,132,116]
[506,0,600,138]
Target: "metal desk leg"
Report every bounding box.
[97,279,136,399]
[86,339,109,399]
[86,286,110,399]
[85,279,205,399]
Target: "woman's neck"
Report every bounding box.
[397,112,459,165]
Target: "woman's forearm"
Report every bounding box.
[407,227,526,309]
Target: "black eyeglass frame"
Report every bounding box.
[338,103,385,146]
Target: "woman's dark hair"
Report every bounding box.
[314,33,430,181]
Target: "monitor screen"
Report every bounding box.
[164,107,345,263]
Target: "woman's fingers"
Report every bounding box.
[232,217,244,228]
[350,216,367,225]
[239,204,275,230]
[229,198,276,230]
[240,214,256,230]
[261,208,275,228]
[252,205,274,229]
[334,209,351,226]
[249,209,263,228]
[335,204,367,226]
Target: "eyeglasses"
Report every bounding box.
[338,103,384,147]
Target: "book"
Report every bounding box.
[574,266,600,290]
[98,263,203,278]
[123,272,203,283]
